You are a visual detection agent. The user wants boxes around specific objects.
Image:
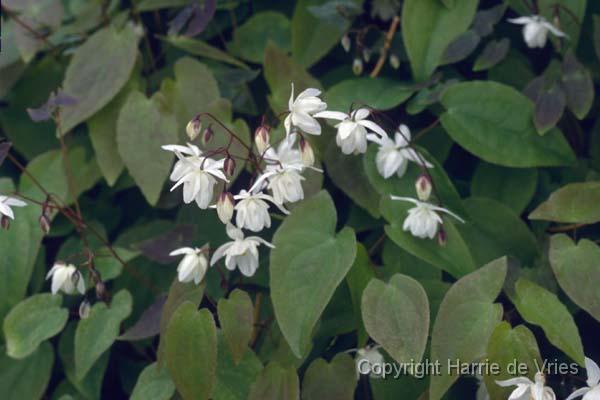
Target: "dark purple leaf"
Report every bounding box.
[185,0,216,37]
[0,142,12,167]
[118,294,166,341]
[441,30,481,65]
[561,50,594,120]
[533,83,566,135]
[473,38,510,72]
[472,4,507,37]
[26,105,53,122]
[135,224,196,264]
[523,76,545,102]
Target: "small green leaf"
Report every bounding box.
[0,342,54,400]
[513,278,585,365]
[472,38,510,71]
[301,353,356,400]
[228,12,291,64]
[560,51,593,119]
[3,293,68,359]
[549,235,600,323]
[529,182,600,224]
[270,191,356,358]
[75,290,132,380]
[161,36,249,69]
[165,302,217,400]
[130,362,175,400]
[218,289,254,364]
[362,274,429,366]
[324,78,414,112]
[248,362,299,400]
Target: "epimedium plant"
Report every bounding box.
[1,0,600,399]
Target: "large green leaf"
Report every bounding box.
[429,257,507,400]
[116,90,177,205]
[75,290,133,380]
[217,289,254,364]
[247,362,299,400]
[324,78,414,111]
[3,293,68,359]
[529,182,600,224]
[165,302,217,400]
[60,24,139,134]
[440,81,576,167]
[130,362,175,400]
[301,353,356,400]
[362,274,429,366]
[549,235,600,323]
[345,244,375,347]
[402,0,478,81]
[0,342,54,400]
[513,278,585,365]
[270,191,356,357]
[228,12,291,64]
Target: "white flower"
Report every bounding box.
[210,224,274,277]
[390,196,465,239]
[0,195,26,220]
[355,345,385,379]
[169,247,208,285]
[284,83,327,136]
[46,262,85,295]
[567,357,600,400]
[162,143,228,209]
[234,188,289,232]
[315,108,387,155]
[264,134,305,171]
[367,124,433,178]
[508,15,566,48]
[496,372,556,400]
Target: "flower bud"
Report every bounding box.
[254,125,270,155]
[362,48,371,62]
[79,300,91,319]
[389,54,400,70]
[224,157,236,177]
[216,192,235,224]
[352,58,363,75]
[202,125,214,145]
[95,281,106,300]
[39,214,51,234]
[341,34,351,52]
[299,137,315,167]
[437,228,447,247]
[186,117,202,141]
[415,174,432,201]
[1,216,10,230]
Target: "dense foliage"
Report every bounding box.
[1,0,600,399]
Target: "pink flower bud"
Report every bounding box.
[216,192,235,224]
[254,125,270,155]
[224,157,236,177]
[415,174,432,201]
[186,117,202,140]
[299,137,315,167]
[39,214,51,234]
[437,229,447,247]
[202,125,214,144]
[79,300,91,319]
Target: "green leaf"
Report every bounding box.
[345,244,375,347]
[561,50,593,120]
[160,36,249,69]
[362,274,429,366]
[228,12,291,64]
[440,81,576,167]
[529,182,600,224]
[549,235,600,323]
[116,90,177,205]
[513,278,584,365]
[60,24,140,134]
[484,323,542,400]
[131,362,175,400]
[324,78,414,111]
[291,0,354,68]
[3,293,68,359]
[270,191,356,357]
[301,353,356,400]
[75,290,133,380]
[0,342,54,400]
[217,289,254,364]
[429,257,507,400]
[136,0,191,11]
[472,38,509,72]
[248,362,300,400]
[165,302,217,400]
[471,162,538,214]
[380,196,475,278]
[402,0,478,81]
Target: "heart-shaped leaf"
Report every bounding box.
[218,289,254,364]
[130,362,175,400]
[248,362,299,400]
[301,353,356,400]
[0,342,54,400]
[529,182,600,224]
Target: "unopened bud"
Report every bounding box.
[224,157,236,177]
[216,192,235,224]
[341,34,351,52]
[39,214,51,234]
[299,137,315,167]
[353,58,363,75]
[254,125,270,155]
[1,216,10,230]
[202,125,214,145]
[437,229,447,247]
[186,117,202,141]
[95,281,106,300]
[362,48,371,62]
[79,300,91,319]
[389,54,400,70]
[415,174,432,201]
[71,270,82,286]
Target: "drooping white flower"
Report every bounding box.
[567,357,600,400]
[315,108,387,155]
[496,372,556,400]
[46,262,85,295]
[210,224,274,277]
[0,195,26,220]
[169,246,208,284]
[355,345,385,379]
[367,124,433,178]
[234,188,289,232]
[508,15,566,48]
[390,196,465,239]
[284,83,327,136]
